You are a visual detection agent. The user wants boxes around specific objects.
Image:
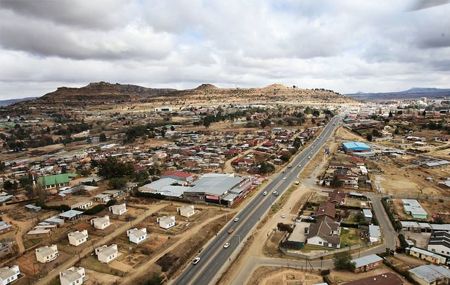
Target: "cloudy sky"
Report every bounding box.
[0,0,449,99]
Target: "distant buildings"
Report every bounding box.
[342,141,371,153]
[37,173,76,189]
[95,244,118,263]
[59,267,85,285]
[35,245,59,263]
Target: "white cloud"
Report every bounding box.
[0,0,449,99]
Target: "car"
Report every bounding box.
[295,181,300,185]
[288,165,292,168]
[223,242,230,248]
[233,217,239,222]
[273,191,279,196]
[263,191,268,196]
[192,257,200,265]
[228,228,235,234]
[281,214,286,218]
[283,177,287,180]
[308,155,311,159]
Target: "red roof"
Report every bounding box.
[161,170,193,179]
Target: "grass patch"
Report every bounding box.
[340,228,364,247]
[79,256,126,277]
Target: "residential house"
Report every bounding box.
[71,200,93,210]
[0,222,12,234]
[95,244,118,263]
[158,216,176,229]
[94,194,110,204]
[90,216,111,230]
[408,247,447,265]
[352,254,383,273]
[315,202,336,219]
[409,265,450,285]
[126,228,147,244]
[362,209,373,222]
[59,267,85,285]
[369,225,381,243]
[0,265,20,285]
[427,231,450,258]
[329,189,346,205]
[35,245,59,263]
[306,216,340,248]
[68,230,88,246]
[177,205,195,218]
[109,203,127,216]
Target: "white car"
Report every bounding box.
[192,257,201,265]
[263,191,268,196]
[223,242,230,248]
[234,217,239,222]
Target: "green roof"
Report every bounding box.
[38,173,76,187]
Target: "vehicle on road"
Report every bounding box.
[281,214,286,218]
[263,191,267,196]
[233,217,239,222]
[295,181,300,185]
[273,191,279,196]
[192,257,200,265]
[288,164,292,168]
[283,177,287,180]
[223,242,230,248]
[228,228,235,234]
[308,155,311,159]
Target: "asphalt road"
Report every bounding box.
[172,116,342,285]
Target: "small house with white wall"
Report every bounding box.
[157,216,176,229]
[109,203,127,216]
[95,244,118,263]
[177,205,195,218]
[71,200,93,210]
[127,228,148,244]
[35,245,59,263]
[68,230,88,246]
[59,267,85,285]
[91,216,111,230]
[0,265,20,285]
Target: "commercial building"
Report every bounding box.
[35,245,59,263]
[402,199,428,219]
[59,267,85,285]
[68,230,88,247]
[342,141,371,153]
[37,173,76,189]
[408,247,447,265]
[95,244,118,264]
[427,231,450,258]
[0,265,21,285]
[409,264,450,285]
[127,228,147,244]
[351,254,383,273]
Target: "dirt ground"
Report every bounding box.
[247,267,323,285]
[329,267,412,285]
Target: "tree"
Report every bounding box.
[109,177,128,189]
[331,175,343,188]
[3,180,18,193]
[98,157,134,179]
[388,111,393,118]
[99,133,107,142]
[333,251,355,270]
[366,133,373,142]
[277,223,293,233]
[0,161,5,172]
[372,129,382,137]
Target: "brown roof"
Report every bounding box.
[307,216,340,245]
[343,272,403,285]
[315,201,336,218]
[329,189,346,204]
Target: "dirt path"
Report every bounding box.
[35,203,167,285]
[121,213,229,285]
[1,215,34,254]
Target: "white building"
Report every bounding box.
[91,216,111,230]
[59,267,85,285]
[109,203,127,216]
[0,265,20,285]
[427,231,450,258]
[35,245,59,263]
[71,200,93,210]
[68,230,88,246]
[157,216,176,229]
[177,205,195,218]
[126,228,148,244]
[409,264,450,285]
[95,244,118,264]
[369,224,381,243]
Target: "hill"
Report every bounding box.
[346,88,450,101]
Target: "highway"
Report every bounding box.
[172,115,342,285]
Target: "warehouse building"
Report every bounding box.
[342,141,371,153]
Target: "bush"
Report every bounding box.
[333,251,355,271]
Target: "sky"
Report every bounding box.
[0,0,449,99]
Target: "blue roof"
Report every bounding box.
[343,141,370,151]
